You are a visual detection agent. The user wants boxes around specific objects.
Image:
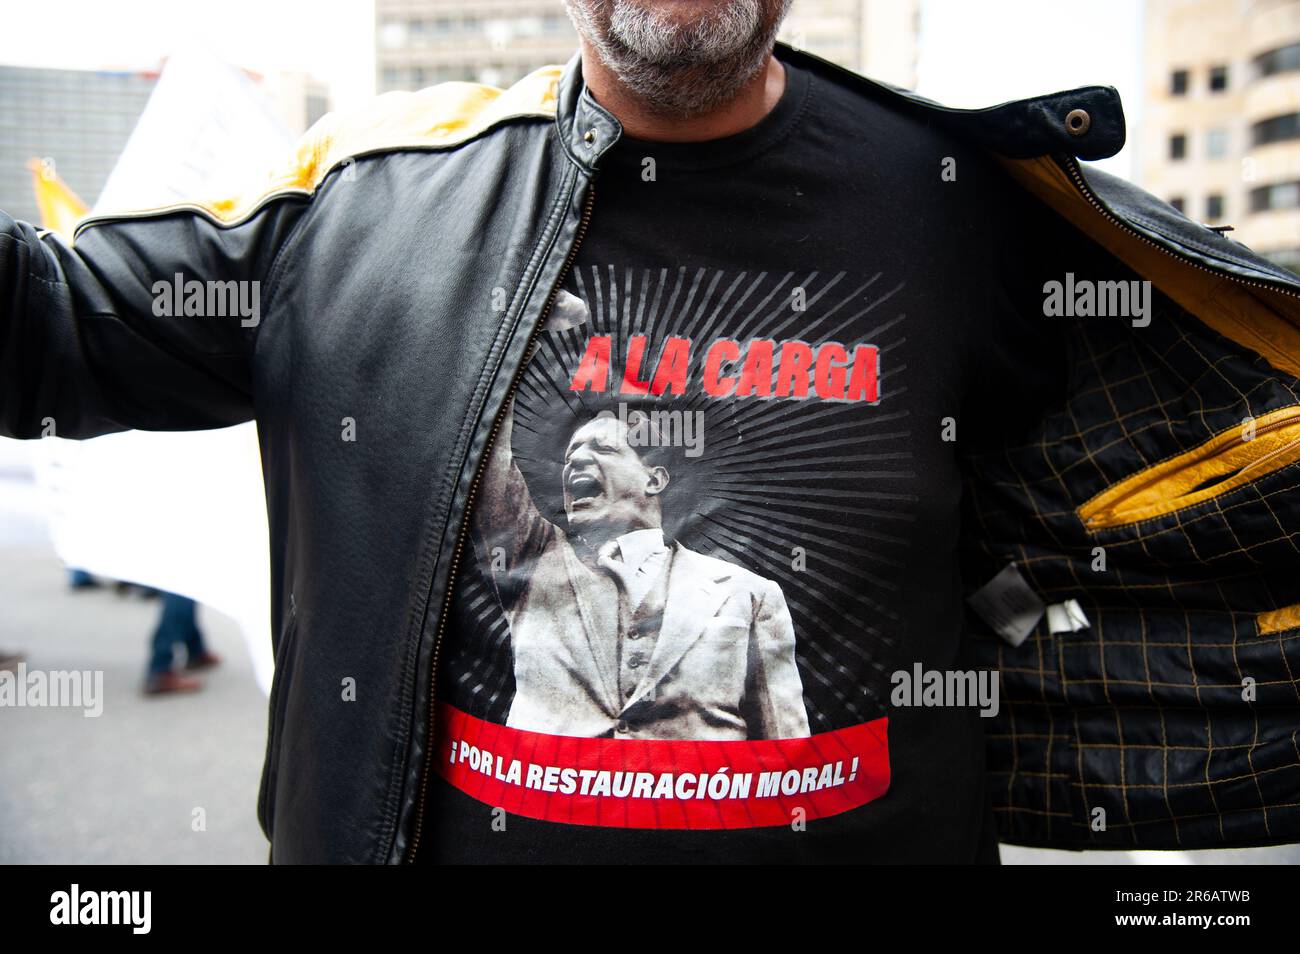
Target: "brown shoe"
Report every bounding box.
[185,650,222,672]
[144,670,203,694]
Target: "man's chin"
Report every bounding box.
[575,0,788,115]
[629,0,728,25]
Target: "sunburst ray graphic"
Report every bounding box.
[446,265,915,732]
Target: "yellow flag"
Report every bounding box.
[27,158,90,240]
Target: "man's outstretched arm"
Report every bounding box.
[473,395,552,587]
[0,193,309,440]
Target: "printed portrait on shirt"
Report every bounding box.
[471,390,811,742]
[445,266,901,746]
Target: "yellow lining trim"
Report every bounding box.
[998,156,1300,379]
[73,66,563,240]
[1258,603,1300,636]
[1077,405,1300,530]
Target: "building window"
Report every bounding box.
[1170,69,1189,95]
[1169,196,1186,213]
[1252,112,1300,147]
[1250,181,1300,213]
[1206,128,1229,159]
[377,21,406,49]
[380,67,401,90]
[514,16,543,37]
[1208,65,1229,92]
[1169,133,1187,160]
[1254,43,1300,79]
[1206,194,1225,220]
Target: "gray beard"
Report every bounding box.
[564,0,792,118]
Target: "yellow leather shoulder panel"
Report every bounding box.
[75,65,563,238]
[279,64,563,192]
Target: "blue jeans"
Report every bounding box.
[148,592,205,675]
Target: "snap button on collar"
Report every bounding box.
[1065,108,1091,137]
[583,128,597,145]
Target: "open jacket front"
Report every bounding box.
[2,44,1298,862]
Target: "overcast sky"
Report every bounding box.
[0,0,1143,175]
[918,0,1143,176]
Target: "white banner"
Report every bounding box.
[33,47,296,693]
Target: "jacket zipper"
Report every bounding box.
[1061,156,1300,303]
[1237,421,1300,480]
[1080,405,1300,529]
[405,179,596,862]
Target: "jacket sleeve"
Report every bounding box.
[0,193,310,440]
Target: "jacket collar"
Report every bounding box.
[775,41,1126,160]
[555,49,623,173]
[554,40,1126,164]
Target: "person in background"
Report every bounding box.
[67,567,99,589]
[145,591,220,695]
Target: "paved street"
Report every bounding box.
[1,542,269,864]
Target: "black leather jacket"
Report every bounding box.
[4,45,1299,861]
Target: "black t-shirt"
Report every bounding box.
[421,54,1059,863]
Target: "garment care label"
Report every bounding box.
[1046,599,1090,635]
[966,562,1046,647]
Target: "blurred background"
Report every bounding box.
[1,0,1297,864]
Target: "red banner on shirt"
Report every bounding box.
[434,703,890,829]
